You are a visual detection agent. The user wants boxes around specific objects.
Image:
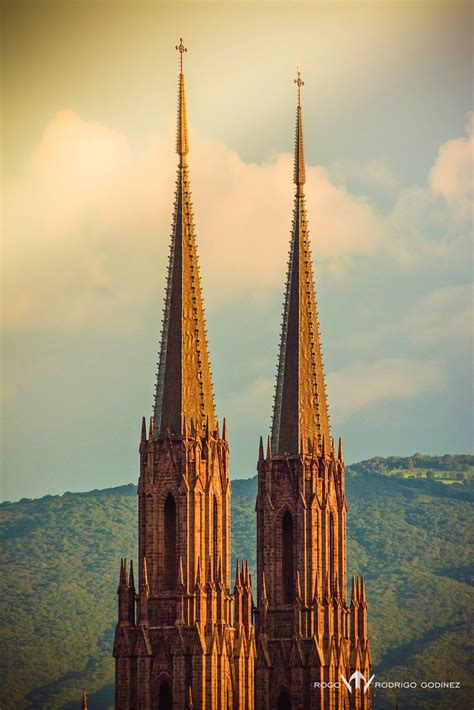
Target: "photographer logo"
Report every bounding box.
[340,671,375,694]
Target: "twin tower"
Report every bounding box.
[113,40,371,710]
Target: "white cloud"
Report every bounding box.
[429,112,474,217]
[342,283,473,354]
[3,110,388,331]
[384,182,471,265]
[402,284,473,345]
[327,357,447,424]
[2,109,471,332]
[221,376,274,425]
[329,158,399,196]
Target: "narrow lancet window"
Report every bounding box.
[282,510,294,603]
[277,690,292,710]
[330,512,335,595]
[158,680,172,710]
[213,495,219,579]
[164,494,177,590]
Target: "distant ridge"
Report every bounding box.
[2,454,472,506]
[1,455,473,709]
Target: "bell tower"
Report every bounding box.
[255,70,372,710]
[113,39,255,710]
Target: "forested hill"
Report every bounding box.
[349,453,474,482]
[1,455,473,710]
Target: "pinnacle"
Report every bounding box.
[351,576,357,604]
[266,435,272,460]
[338,436,344,462]
[178,556,185,588]
[217,555,224,585]
[295,570,302,600]
[141,556,149,591]
[261,570,268,604]
[195,556,203,587]
[234,559,241,591]
[313,570,320,601]
[119,558,128,587]
[206,556,215,588]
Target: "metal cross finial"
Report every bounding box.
[175,37,187,72]
[294,67,304,105]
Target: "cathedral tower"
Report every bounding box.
[114,39,255,710]
[255,71,372,710]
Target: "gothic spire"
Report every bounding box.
[271,68,331,455]
[153,39,216,437]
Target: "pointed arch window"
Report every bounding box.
[158,679,172,709]
[277,690,292,710]
[164,494,177,590]
[282,510,294,603]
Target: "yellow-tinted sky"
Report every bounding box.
[3,1,471,176]
[1,1,472,500]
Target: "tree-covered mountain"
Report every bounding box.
[1,456,473,710]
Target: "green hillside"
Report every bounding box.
[350,453,474,483]
[1,456,473,710]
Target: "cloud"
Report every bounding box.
[327,357,447,424]
[2,109,471,332]
[222,376,274,424]
[328,158,399,199]
[3,111,173,331]
[402,284,473,346]
[429,112,474,217]
[342,283,473,355]
[3,110,389,331]
[384,181,471,265]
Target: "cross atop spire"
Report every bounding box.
[153,42,216,438]
[293,67,306,196]
[271,70,331,455]
[175,37,187,73]
[174,40,189,162]
[294,66,304,106]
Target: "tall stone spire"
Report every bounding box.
[115,40,255,710]
[153,38,216,437]
[271,68,330,455]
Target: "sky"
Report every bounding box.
[1,0,473,501]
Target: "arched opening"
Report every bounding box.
[282,510,294,603]
[277,690,292,710]
[164,494,177,590]
[330,512,335,595]
[158,680,172,710]
[213,494,219,578]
